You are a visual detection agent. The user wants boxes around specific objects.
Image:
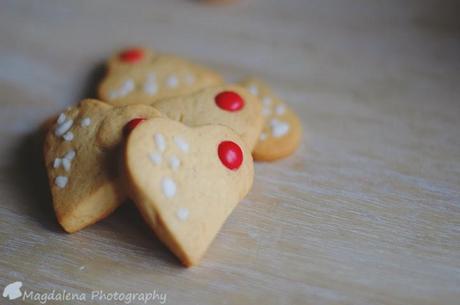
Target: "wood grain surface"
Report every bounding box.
[1,0,459,304]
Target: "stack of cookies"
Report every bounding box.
[42,47,302,266]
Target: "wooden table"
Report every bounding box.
[1,1,459,304]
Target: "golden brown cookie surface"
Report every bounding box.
[239,78,302,161]
[154,84,264,151]
[43,99,161,233]
[98,47,223,106]
[124,118,254,266]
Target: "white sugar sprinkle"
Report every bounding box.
[149,152,162,165]
[176,208,189,221]
[271,119,290,137]
[63,131,74,142]
[248,85,258,96]
[166,75,179,88]
[262,96,272,106]
[80,117,91,127]
[110,79,135,99]
[53,158,62,168]
[120,79,135,94]
[275,104,286,115]
[173,136,189,153]
[259,132,268,141]
[53,150,76,171]
[55,119,73,137]
[62,158,71,172]
[169,155,181,170]
[57,113,66,124]
[55,176,68,188]
[261,107,271,116]
[144,83,157,95]
[162,177,176,199]
[154,133,166,152]
[64,149,76,160]
[144,73,158,95]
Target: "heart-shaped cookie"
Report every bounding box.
[98,47,223,106]
[124,118,254,266]
[154,84,264,151]
[43,99,161,233]
[239,78,302,161]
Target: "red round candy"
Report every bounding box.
[215,91,245,112]
[125,118,145,133]
[218,141,243,170]
[119,48,144,63]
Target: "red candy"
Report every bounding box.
[125,118,145,133]
[218,141,243,170]
[119,48,144,63]
[215,91,245,112]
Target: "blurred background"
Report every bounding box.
[2,0,459,124]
